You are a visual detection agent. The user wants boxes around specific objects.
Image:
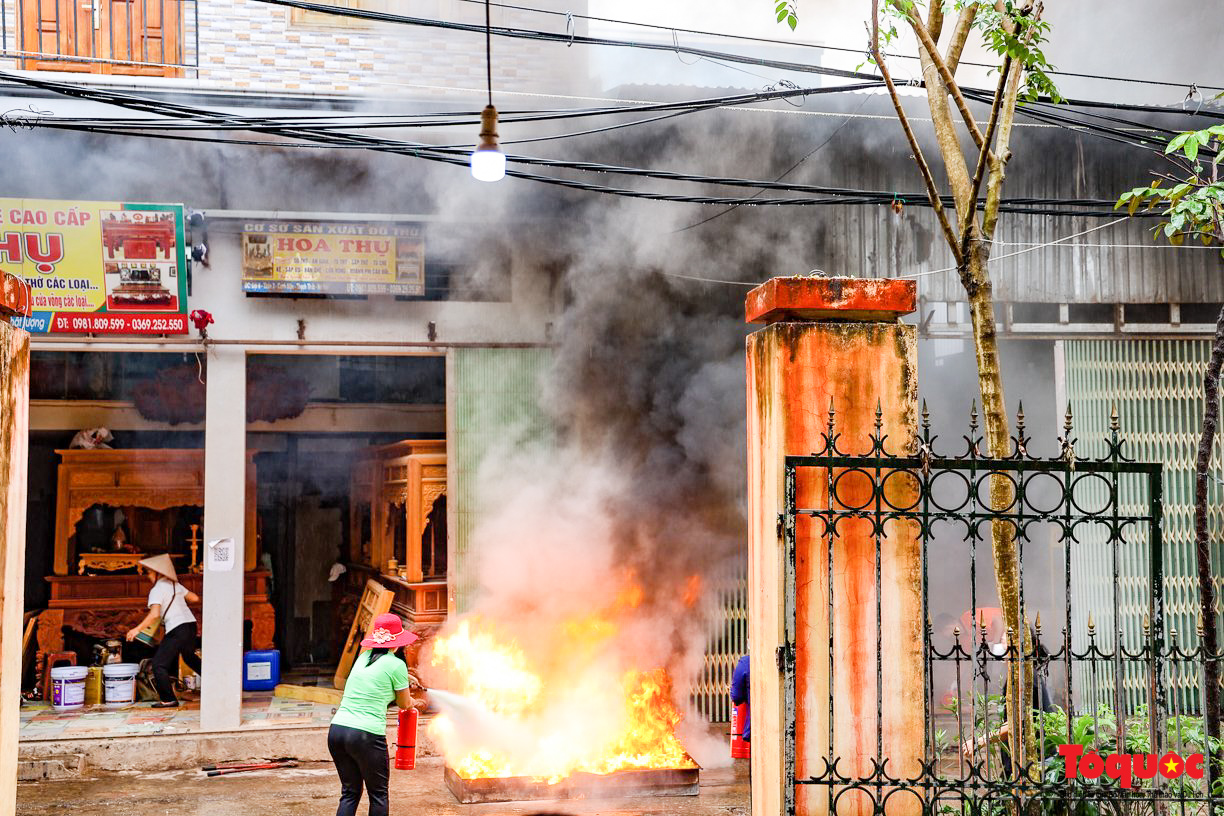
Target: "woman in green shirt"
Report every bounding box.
[329,613,425,816]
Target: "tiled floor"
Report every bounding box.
[19,691,337,741]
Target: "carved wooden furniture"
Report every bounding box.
[37,572,275,659]
[110,266,174,304]
[77,552,147,574]
[347,440,447,626]
[334,579,394,690]
[53,449,257,575]
[100,219,176,260]
[39,449,274,661]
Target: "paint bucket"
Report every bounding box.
[103,663,139,707]
[50,666,88,711]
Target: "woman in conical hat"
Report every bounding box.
[127,554,201,708]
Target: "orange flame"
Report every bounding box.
[428,619,696,782]
[682,574,702,608]
[429,619,540,716]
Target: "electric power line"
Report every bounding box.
[0,67,1166,218]
[246,0,1224,123]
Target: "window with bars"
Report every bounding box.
[17,0,190,76]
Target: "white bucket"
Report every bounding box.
[50,666,88,711]
[103,663,139,707]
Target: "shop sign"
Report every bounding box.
[241,220,425,296]
[1,198,188,335]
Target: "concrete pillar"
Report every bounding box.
[201,348,246,731]
[746,277,922,816]
[0,317,29,816]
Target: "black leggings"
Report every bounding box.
[151,622,201,703]
[328,724,389,816]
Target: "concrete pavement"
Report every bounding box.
[17,756,750,816]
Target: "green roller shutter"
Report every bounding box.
[1065,339,1223,713]
[448,347,555,615]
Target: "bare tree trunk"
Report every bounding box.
[963,240,1036,777]
[870,0,1038,778]
[1194,305,1224,774]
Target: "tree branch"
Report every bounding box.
[946,4,978,74]
[926,0,945,43]
[915,34,973,223]
[893,0,988,151]
[870,0,962,262]
[960,54,1012,258]
[981,3,1041,241]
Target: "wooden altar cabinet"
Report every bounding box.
[347,440,447,626]
[38,449,274,659]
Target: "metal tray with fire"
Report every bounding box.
[444,758,701,804]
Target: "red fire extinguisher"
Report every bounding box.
[395,708,419,770]
[731,703,750,759]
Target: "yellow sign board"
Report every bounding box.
[241,221,424,296]
[0,199,188,334]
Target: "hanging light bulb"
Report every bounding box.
[470,105,505,182]
[470,0,505,182]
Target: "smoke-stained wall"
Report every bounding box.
[0,73,1213,733]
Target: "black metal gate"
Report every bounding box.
[782,406,1221,816]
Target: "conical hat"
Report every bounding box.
[138,554,177,582]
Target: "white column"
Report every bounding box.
[201,348,246,731]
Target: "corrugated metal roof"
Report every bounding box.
[809,120,1224,304]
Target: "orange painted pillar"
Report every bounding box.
[746,277,922,816]
[0,271,30,816]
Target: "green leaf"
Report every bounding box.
[777,9,788,21]
[1185,139,1200,162]
[1167,133,1189,154]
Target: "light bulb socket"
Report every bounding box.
[479,104,499,144]
[471,104,505,181]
